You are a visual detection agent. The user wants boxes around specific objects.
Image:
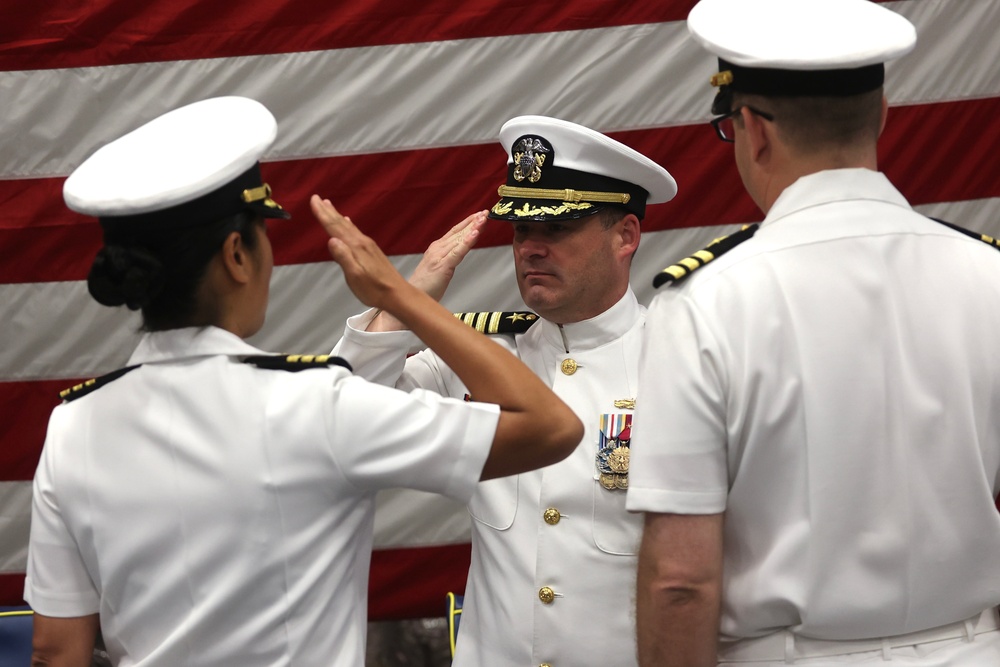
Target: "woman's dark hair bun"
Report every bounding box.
[87,245,167,310]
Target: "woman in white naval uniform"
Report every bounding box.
[23,97,581,667]
[335,116,678,667]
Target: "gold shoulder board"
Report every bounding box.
[243,354,353,372]
[60,365,141,402]
[453,311,540,334]
[653,224,759,288]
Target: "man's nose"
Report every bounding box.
[516,234,549,258]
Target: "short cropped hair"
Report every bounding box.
[596,207,629,230]
[732,87,883,155]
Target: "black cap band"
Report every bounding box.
[712,58,884,114]
[490,163,650,221]
[99,163,290,233]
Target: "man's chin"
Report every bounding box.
[519,287,561,315]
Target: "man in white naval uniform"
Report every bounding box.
[335,116,677,666]
[628,1,1000,666]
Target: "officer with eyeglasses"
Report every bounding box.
[627,0,1000,665]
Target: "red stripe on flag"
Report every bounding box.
[0,0,696,72]
[880,99,1000,211]
[0,380,66,482]
[0,574,27,607]
[368,543,471,621]
[3,97,998,285]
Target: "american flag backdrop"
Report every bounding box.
[2,0,999,618]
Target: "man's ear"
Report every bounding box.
[741,106,770,164]
[618,213,641,258]
[220,230,252,285]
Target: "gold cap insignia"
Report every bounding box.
[710,70,734,87]
[241,182,285,211]
[512,136,550,183]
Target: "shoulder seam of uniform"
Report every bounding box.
[653,224,760,288]
[930,217,1000,250]
[453,310,540,334]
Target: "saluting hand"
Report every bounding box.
[310,194,408,310]
[409,210,487,302]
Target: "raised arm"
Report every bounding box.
[366,209,488,332]
[311,195,581,479]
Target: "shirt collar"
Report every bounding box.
[763,168,911,229]
[128,326,265,365]
[534,289,641,352]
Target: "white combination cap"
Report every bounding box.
[489,115,677,222]
[686,0,916,112]
[64,96,290,230]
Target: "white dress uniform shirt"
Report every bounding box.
[337,291,645,667]
[25,325,497,667]
[628,169,1000,648]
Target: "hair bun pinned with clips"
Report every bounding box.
[87,245,166,310]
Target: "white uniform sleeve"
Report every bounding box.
[626,289,730,515]
[333,310,453,393]
[24,407,101,617]
[322,375,498,504]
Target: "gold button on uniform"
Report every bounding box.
[540,664,553,667]
[538,586,555,604]
[543,508,561,525]
[560,358,578,375]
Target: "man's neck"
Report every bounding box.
[538,285,629,326]
[759,149,878,214]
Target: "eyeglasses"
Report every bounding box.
[710,106,775,143]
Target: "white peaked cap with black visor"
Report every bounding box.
[488,115,677,223]
[687,0,917,115]
[63,96,290,232]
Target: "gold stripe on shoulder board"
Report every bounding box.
[59,366,142,402]
[653,224,760,288]
[243,355,352,372]
[453,311,540,334]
